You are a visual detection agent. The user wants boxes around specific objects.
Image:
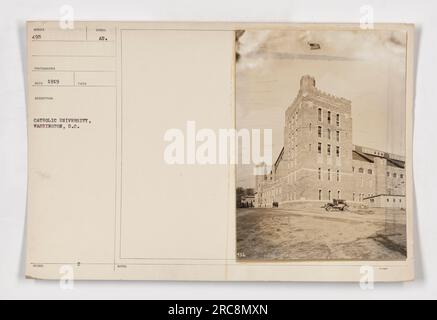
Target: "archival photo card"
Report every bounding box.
[26,22,414,281]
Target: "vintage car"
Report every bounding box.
[323,199,349,212]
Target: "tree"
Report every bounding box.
[246,188,255,196]
[236,187,246,208]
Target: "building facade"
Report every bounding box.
[255,75,406,208]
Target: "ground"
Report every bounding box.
[237,204,407,261]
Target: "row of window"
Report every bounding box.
[353,167,373,175]
[317,192,403,203]
[318,143,340,157]
[318,168,340,182]
[387,171,404,179]
[319,192,375,202]
[368,198,402,204]
[318,189,341,201]
[317,126,340,141]
[352,167,405,179]
[318,108,340,126]
[386,198,402,203]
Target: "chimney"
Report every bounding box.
[300,75,316,93]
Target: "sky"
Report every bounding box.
[236,29,407,189]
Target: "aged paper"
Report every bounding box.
[26,21,415,281]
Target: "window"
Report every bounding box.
[400,174,404,179]
[327,111,331,124]
[336,170,340,182]
[328,169,331,181]
[370,199,375,203]
[336,113,340,126]
[359,168,364,173]
[368,169,373,175]
[352,167,355,173]
[387,171,390,177]
[353,193,355,201]
[327,144,331,156]
[318,126,322,138]
[336,130,340,142]
[318,142,322,154]
[328,190,331,200]
[336,146,340,157]
[309,123,312,132]
[327,128,331,140]
[387,199,389,202]
[318,189,322,200]
[337,190,341,199]
[393,173,397,178]
[318,168,322,180]
[318,108,322,121]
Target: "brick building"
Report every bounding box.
[255,75,406,208]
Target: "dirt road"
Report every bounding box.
[237,206,407,261]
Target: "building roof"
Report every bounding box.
[352,150,374,163]
[386,158,405,169]
[274,147,285,172]
[352,146,405,169]
[363,194,405,200]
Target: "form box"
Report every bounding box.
[31,41,115,57]
[31,56,116,72]
[31,71,115,87]
[75,71,115,87]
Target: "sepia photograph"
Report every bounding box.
[236,29,408,261]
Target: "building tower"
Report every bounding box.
[282,75,353,201]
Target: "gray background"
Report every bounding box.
[0,0,434,299]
